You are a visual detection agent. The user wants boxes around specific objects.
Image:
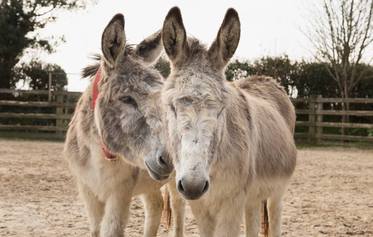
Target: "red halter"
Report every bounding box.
[91,67,101,110]
[91,67,117,161]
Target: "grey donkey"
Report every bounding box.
[144,7,297,237]
[64,14,184,237]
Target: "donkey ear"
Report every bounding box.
[208,8,240,70]
[135,30,162,65]
[162,7,189,66]
[101,14,126,67]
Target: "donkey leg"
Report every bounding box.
[168,183,185,237]
[267,196,283,237]
[214,201,244,237]
[189,203,216,237]
[78,182,104,237]
[245,200,261,237]
[100,191,132,237]
[142,190,163,237]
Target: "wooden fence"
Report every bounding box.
[293,96,373,143]
[0,89,80,138]
[0,89,372,143]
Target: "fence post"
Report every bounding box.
[308,96,316,143]
[48,72,52,102]
[316,95,323,144]
[55,90,64,137]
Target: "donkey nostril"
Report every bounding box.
[202,181,209,193]
[177,180,185,192]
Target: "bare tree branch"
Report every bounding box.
[308,0,373,98]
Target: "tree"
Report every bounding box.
[293,62,338,98]
[0,0,88,89]
[12,60,67,91]
[225,59,255,81]
[251,56,298,96]
[352,63,373,97]
[226,56,298,95]
[308,0,373,99]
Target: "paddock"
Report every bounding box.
[0,139,372,236]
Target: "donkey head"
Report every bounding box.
[93,14,173,180]
[158,7,240,199]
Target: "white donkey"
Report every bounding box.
[144,7,297,237]
[64,14,184,237]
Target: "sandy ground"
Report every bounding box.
[0,139,372,237]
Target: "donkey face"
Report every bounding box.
[159,7,240,199]
[93,14,173,180]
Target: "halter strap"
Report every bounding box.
[91,68,117,161]
[91,67,102,110]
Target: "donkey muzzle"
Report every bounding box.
[144,148,173,181]
[177,176,210,200]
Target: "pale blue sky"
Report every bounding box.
[34,0,315,91]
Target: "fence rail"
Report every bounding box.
[0,88,81,97]
[293,96,373,143]
[0,100,76,108]
[0,89,372,142]
[0,89,78,137]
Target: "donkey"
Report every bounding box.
[64,14,184,237]
[145,7,297,237]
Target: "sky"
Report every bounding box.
[34,0,316,91]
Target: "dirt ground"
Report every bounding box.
[0,139,372,237]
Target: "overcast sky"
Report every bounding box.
[35,0,316,91]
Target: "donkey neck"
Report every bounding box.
[74,83,100,139]
[214,82,255,171]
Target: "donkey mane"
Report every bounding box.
[81,44,137,79]
[81,54,101,79]
[186,38,207,58]
[81,39,206,79]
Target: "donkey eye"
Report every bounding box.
[119,96,138,107]
[179,96,194,106]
